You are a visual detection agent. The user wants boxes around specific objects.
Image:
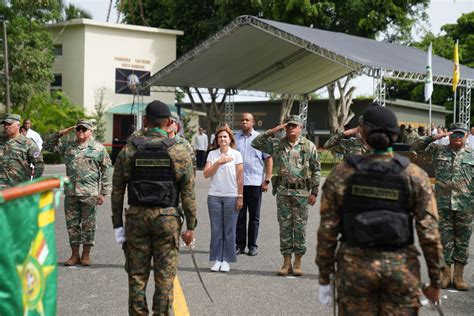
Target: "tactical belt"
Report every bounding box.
[281,182,306,190]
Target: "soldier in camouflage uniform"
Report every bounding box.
[317,105,443,314]
[324,125,367,158]
[44,119,111,266]
[0,113,44,189]
[112,100,197,315]
[411,122,473,290]
[252,115,320,276]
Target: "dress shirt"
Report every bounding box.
[192,133,208,151]
[26,128,43,151]
[467,134,474,150]
[236,129,269,186]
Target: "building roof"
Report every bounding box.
[143,15,474,94]
[45,19,183,36]
[386,99,451,114]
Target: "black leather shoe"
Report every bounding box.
[236,248,245,255]
[248,248,258,256]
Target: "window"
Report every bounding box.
[51,74,62,88]
[53,44,63,56]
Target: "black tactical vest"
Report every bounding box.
[128,137,178,207]
[342,154,413,250]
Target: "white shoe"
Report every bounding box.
[211,261,222,272]
[220,261,230,272]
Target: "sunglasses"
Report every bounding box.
[450,132,465,139]
[286,123,299,129]
[76,126,88,132]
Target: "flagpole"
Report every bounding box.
[453,88,457,123]
[429,97,432,130]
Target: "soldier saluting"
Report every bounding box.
[316,105,443,314]
[111,100,196,315]
[252,115,320,276]
[411,122,473,290]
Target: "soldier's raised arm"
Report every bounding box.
[43,125,76,154]
[410,132,448,154]
[251,123,286,154]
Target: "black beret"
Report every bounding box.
[362,103,400,134]
[146,100,171,118]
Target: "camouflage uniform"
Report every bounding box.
[324,132,367,157]
[411,135,473,266]
[252,132,320,255]
[0,134,44,188]
[44,132,111,246]
[112,129,197,315]
[316,153,444,314]
[406,131,420,145]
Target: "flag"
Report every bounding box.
[424,42,433,101]
[0,179,61,316]
[453,40,460,92]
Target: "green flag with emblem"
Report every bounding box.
[0,177,63,316]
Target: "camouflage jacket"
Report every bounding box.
[0,134,44,188]
[411,136,473,211]
[406,131,421,145]
[324,132,367,156]
[252,132,320,196]
[316,153,444,287]
[44,133,111,196]
[112,130,197,230]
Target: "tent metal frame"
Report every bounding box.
[140,15,472,127]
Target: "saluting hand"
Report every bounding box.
[59,125,76,136]
[434,131,450,140]
[267,123,287,135]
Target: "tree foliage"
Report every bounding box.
[0,0,62,109]
[386,11,474,125]
[13,91,85,137]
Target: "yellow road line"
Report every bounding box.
[173,276,190,316]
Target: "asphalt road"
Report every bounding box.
[44,165,474,315]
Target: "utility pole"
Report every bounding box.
[1,20,10,112]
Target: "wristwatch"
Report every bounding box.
[264,180,270,184]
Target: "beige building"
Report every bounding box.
[45,19,182,143]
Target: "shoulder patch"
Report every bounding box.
[33,151,40,158]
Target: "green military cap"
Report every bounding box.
[2,113,21,124]
[449,122,467,133]
[76,118,95,130]
[284,115,302,126]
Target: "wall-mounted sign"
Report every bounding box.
[114,57,151,70]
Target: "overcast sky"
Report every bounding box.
[67,0,474,98]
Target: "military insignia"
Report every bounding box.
[16,230,55,316]
[352,185,399,200]
[135,158,170,167]
[33,151,40,158]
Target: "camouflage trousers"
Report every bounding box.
[439,208,473,265]
[124,207,181,316]
[64,195,98,246]
[336,246,421,315]
[276,194,308,255]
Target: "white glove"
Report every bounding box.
[114,227,126,245]
[319,284,333,306]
